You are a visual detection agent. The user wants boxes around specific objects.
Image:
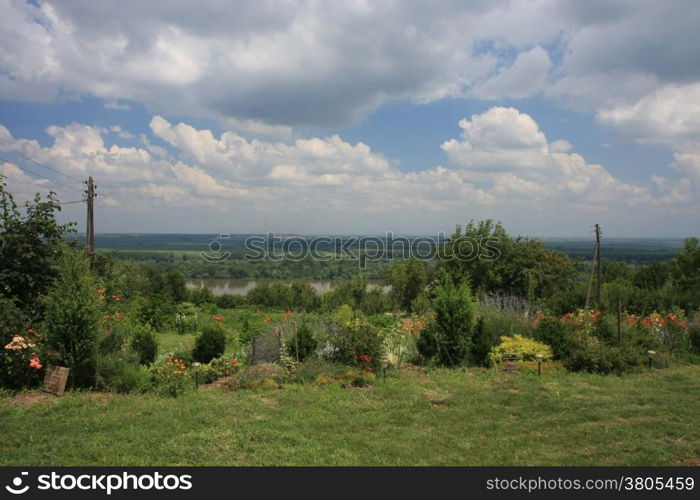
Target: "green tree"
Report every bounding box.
[417,273,475,366]
[43,251,100,387]
[669,237,700,311]
[0,176,74,312]
[385,258,427,312]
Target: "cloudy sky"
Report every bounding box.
[0,0,698,237]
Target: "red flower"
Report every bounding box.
[111,295,122,302]
[29,356,42,370]
[358,354,372,363]
[231,359,238,366]
[364,366,372,372]
[212,316,225,322]
[27,328,35,334]
[105,330,112,336]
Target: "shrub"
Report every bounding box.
[215,294,244,309]
[417,276,475,366]
[470,317,494,367]
[43,252,101,388]
[285,321,317,361]
[1,328,44,389]
[130,325,158,365]
[95,352,149,394]
[198,355,240,384]
[488,335,553,366]
[690,323,700,354]
[149,356,191,397]
[227,362,285,390]
[326,318,384,371]
[192,325,226,363]
[534,317,573,360]
[564,342,650,375]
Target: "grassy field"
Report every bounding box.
[1,364,698,466]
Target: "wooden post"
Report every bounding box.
[85,176,95,269]
[595,224,602,307]
[294,321,299,362]
[617,297,622,345]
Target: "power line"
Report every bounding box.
[0,153,83,193]
[0,143,84,184]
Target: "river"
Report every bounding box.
[185,278,389,296]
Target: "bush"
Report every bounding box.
[285,321,317,361]
[564,342,650,375]
[227,363,284,390]
[192,325,226,363]
[470,317,494,367]
[534,317,573,360]
[198,355,240,384]
[95,352,149,394]
[149,356,191,397]
[488,335,553,366]
[690,323,700,354]
[417,276,475,366]
[130,325,158,365]
[43,252,100,388]
[215,294,244,309]
[326,318,384,371]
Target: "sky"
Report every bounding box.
[0,0,699,237]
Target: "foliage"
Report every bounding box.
[43,252,100,387]
[198,355,240,384]
[438,219,576,301]
[470,317,494,367]
[1,328,44,389]
[382,316,423,369]
[325,318,384,371]
[95,351,149,394]
[227,362,284,390]
[488,335,553,366]
[417,275,475,366]
[0,176,75,312]
[534,317,573,360]
[174,302,199,334]
[149,356,192,397]
[385,258,427,312]
[285,320,317,361]
[192,324,226,363]
[130,325,158,365]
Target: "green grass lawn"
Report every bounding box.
[1,365,698,466]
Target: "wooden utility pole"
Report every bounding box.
[584,223,602,309]
[85,176,95,268]
[595,223,602,306]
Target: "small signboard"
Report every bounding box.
[501,354,520,374]
[43,366,69,396]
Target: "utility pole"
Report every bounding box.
[584,223,602,309]
[85,176,95,269]
[595,223,602,306]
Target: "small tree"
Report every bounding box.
[43,252,100,387]
[0,175,74,312]
[417,274,475,366]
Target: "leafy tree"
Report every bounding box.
[669,237,700,311]
[438,219,576,302]
[417,273,475,366]
[385,258,427,312]
[0,176,74,312]
[43,251,100,387]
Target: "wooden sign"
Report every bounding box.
[501,354,520,374]
[43,366,70,396]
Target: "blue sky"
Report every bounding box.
[0,1,698,237]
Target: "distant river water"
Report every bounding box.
[186,278,389,296]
